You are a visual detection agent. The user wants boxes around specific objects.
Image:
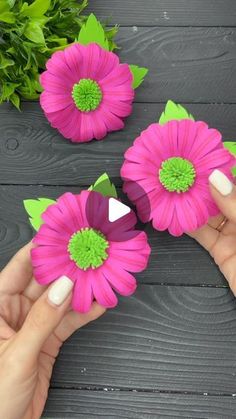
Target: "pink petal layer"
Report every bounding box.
[103,260,137,296]
[91,269,118,308]
[72,270,93,313]
[40,91,73,113]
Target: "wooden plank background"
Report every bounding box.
[0,0,236,417]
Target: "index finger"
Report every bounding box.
[0,242,33,294]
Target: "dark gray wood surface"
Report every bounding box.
[1,0,236,417]
[51,286,236,393]
[44,390,236,418]
[87,0,236,27]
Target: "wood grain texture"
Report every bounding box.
[0,102,236,186]
[43,390,236,418]
[117,27,236,103]
[50,286,236,393]
[87,0,236,27]
[0,185,226,286]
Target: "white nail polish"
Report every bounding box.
[209,169,233,196]
[48,276,73,306]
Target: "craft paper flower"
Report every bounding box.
[31,191,150,312]
[40,42,135,143]
[121,119,235,236]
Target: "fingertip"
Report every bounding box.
[209,169,233,197]
[88,302,106,319]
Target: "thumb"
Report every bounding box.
[209,169,236,222]
[15,276,74,360]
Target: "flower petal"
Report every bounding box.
[91,269,118,308]
[42,201,74,235]
[108,246,149,272]
[100,63,133,88]
[33,258,75,285]
[96,47,119,79]
[31,245,69,265]
[110,230,148,249]
[175,194,198,233]
[33,224,70,246]
[79,43,102,79]
[57,192,86,230]
[168,210,183,237]
[40,91,73,113]
[45,50,77,84]
[102,98,132,118]
[195,149,234,174]
[188,122,222,161]
[64,44,83,80]
[72,270,93,313]
[98,103,124,131]
[40,71,73,94]
[103,260,137,296]
[151,191,175,231]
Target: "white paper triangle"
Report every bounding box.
[108,198,131,222]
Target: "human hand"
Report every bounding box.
[190,169,236,294]
[0,243,105,419]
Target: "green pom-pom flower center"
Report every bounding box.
[68,227,109,270]
[159,157,196,193]
[72,78,102,112]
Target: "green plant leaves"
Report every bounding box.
[24,20,45,44]
[224,142,236,176]
[159,100,194,124]
[78,13,109,50]
[20,0,51,17]
[89,173,118,198]
[0,1,15,23]
[9,92,20,110]
[24,198,56,231]
[129,65,148,89]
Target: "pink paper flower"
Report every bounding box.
[40,43,134,143]
[121,119,235,236]
[32,191,150,312]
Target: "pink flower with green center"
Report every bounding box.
[32,191,150,312]
[121,119,235,236]
[40,43,134,143]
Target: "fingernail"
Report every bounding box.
[209,169,233,196]
[48,276,74,306]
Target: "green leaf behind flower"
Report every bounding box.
[224,142,236,176]
[129,65,148,89]
[78,13,109,50]
[24,198,56,231]
[89,173,118,198]
[159,100,194,124]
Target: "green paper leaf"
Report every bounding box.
[20,0,51,17]
[78,13,109,50]
[159,100,194,125]
[24,20,45,44]
[89,173,117,198]
[23,198,56,231]
[129,65,148,89]
[224,142,236,156]
[224,142,236,176]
